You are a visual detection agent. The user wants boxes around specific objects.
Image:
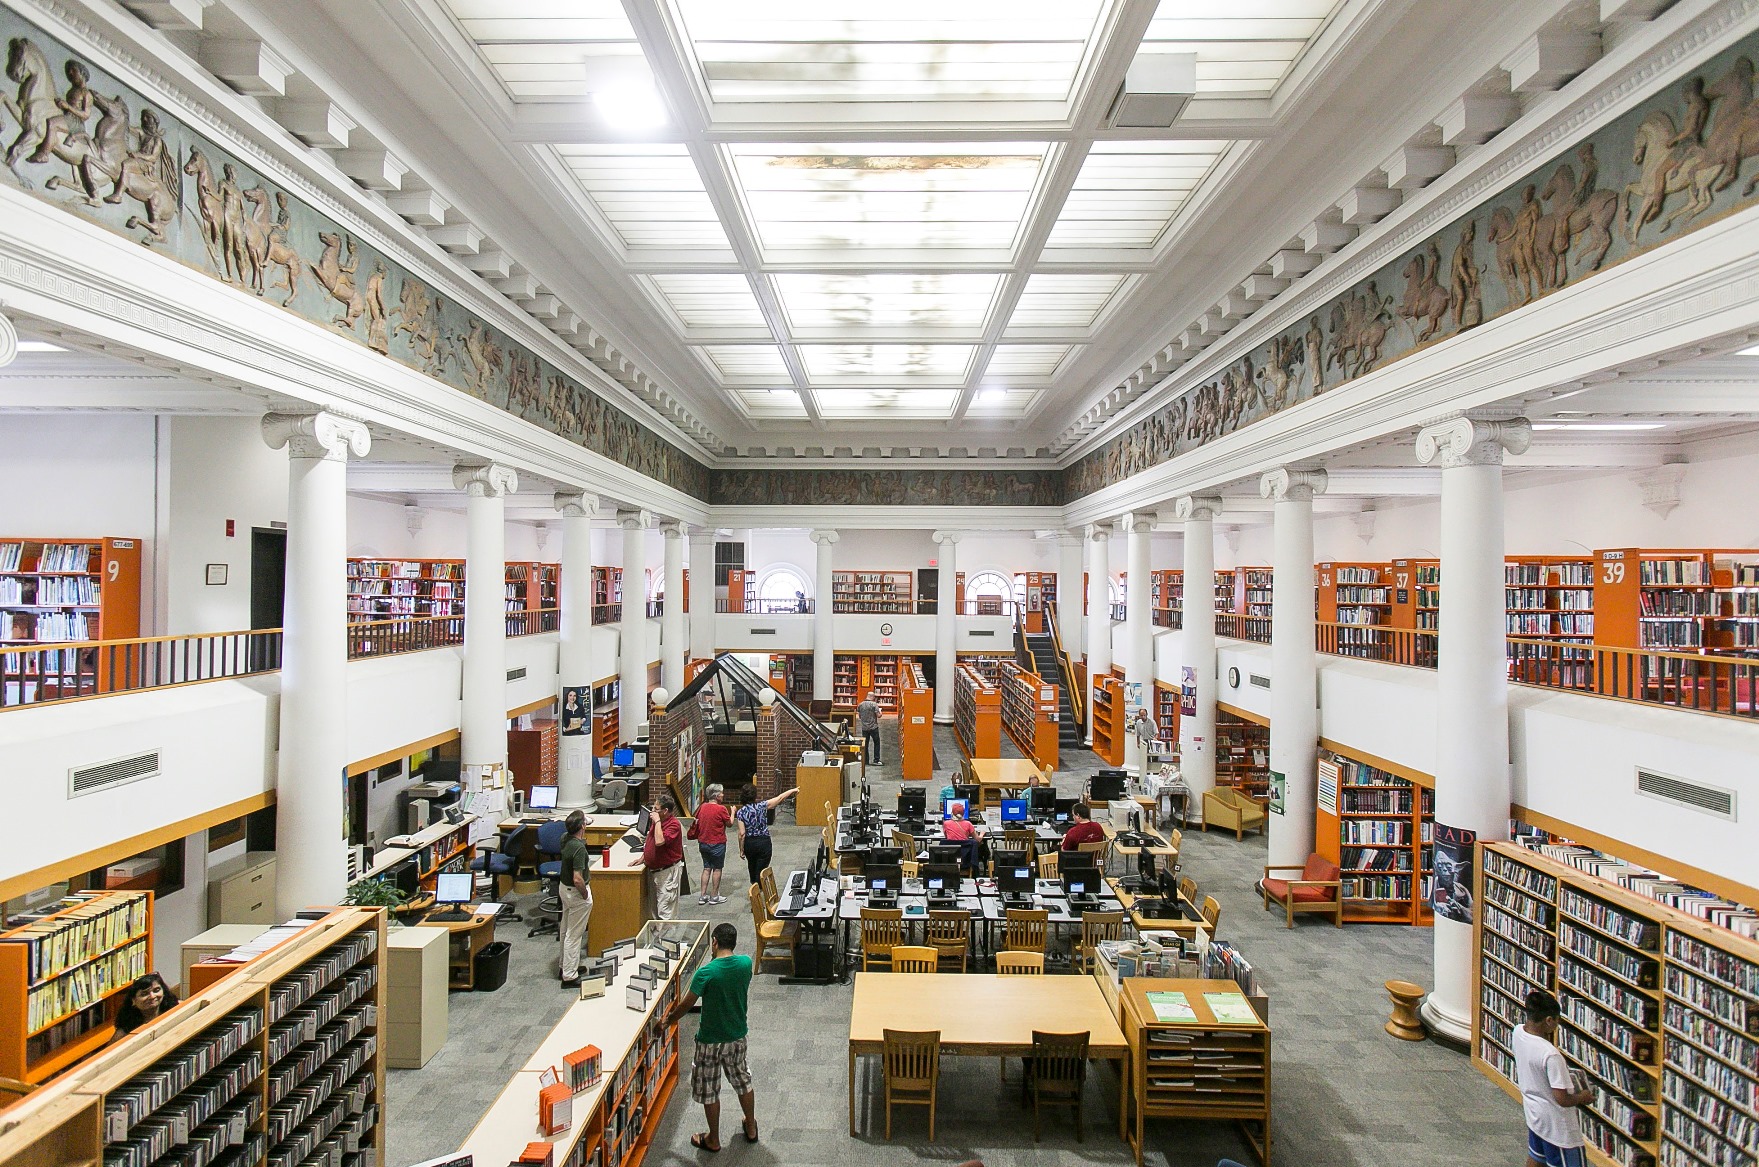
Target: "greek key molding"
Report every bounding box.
[1414,415,1533,468]
[262,410,370,462]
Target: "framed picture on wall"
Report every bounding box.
[205,563,229,585]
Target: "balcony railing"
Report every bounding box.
[1506,637,1759,718]
[591,602,622,625]
[955,598,1018,616]
[717,598,815,614]
[1314,622,1439,668]
[1151,608,1182,630]
[505,607,560,637]
[348,614,464,658]
[1,630,284,708]
[1214,613,1273,644]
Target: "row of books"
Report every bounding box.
[268,932,378,1023]
[2,891,149,985]
[1641,560,1708,585]
[104,1090,261,1167]
[1341,820,1411,845]
[1639,591,1719,616]
[4,611,91,642]
[1561,888,1659,950]
[30,544,93,573]
[1340,788,1413,813]
[104,1007,264,1137]
[0,576,98,605]
[27,937,148,1033]
[1522,842,1759,939]
[1334,567,1380,584]
[1335,587,1390,603]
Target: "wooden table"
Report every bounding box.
[968,758,1045,809]
[495,811,633,848]
[419,907,498,989]
[847,971,1129,1137]
[1109,881,1207,939]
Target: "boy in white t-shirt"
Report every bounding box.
[1512,989,1595,1167]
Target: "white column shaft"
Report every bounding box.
[1124,518,1151,709]
[813,534,836,703]
[1179,514,1217,805]
[1267,494,1319,866]
[934,538,958,723]
[619,520,647,737]
[557,508,594,807]
[1085,530,1112,743]
[461,488,508,771]
[661,525,685,693]
[1058,535,1084,659]
[688,534,715,663]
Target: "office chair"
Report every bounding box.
[528,820,568,939]
[594,779,630,813]
[470,824,527,923]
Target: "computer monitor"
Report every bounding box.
[863,863,904,893]
[998,865,1034,895]
[635,806,652,839]
[926,844,962,866]
[897,788,927,820]
[435,872,472,906]
[1028,786,1057,815]
[1061,850,1099,876]
[1062,870,1098,898]
[1137,848,1158,883]
[1089,769,1128,802]
[392,862,421,900]
[952,783,979,806]
[1000,798,1028,823]
[922,863,961,892]
[941,798,970,821]
[1053,796,1076,824]
[528,784,559,810]
[866,846,905,867]
[611,746,635,770]
[1158,868,1180,903]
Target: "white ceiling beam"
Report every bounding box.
[1381,145,1455,190]
[200,39,293,98]
[526,294,562,321]
[1300,220,1356,254]
[1439,93,1520,146]
[1269,249,1320,279]
[274,100,355,150]
[384,188,450,227]
[120,0,211,31]
[1241,274,1289,301]
[1338,186,1401,225]
[430,224,484,256]
[333,147,407,192]
[492,272,539,301]
[1505,33,1600,94]
[1600,0,1674,20]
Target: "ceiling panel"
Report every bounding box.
[441,0,642,101]
[1044,142,1229,252]
[699,344,791,381]
[734,388,808,416]
[673,1,1107,106]
[967,385,1042,414]
[797,343,976,384]
[772,273,1002,331]
[728,144,1048,254]
[814,388,962,417]
[554,145,733,252]
[1006,274,1133,333]
[1141,0,1342,100]
[982,344,1077,381]
[645,274,768,330]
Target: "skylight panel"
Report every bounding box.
[735,388,808,417]
[968,386,1041,414]
[773,273,1001,331]
[1044,142,1227,252]
[797,344,975,384]
[1142,0,1341,99]
[982,345,1075,380]
[442,0,640,100]
[647,275,768,330]
[1006,275,1131,332]
[729,144,1047,255]
[555,145,732,252]
[699,345,791,381]
[813,388,961,417]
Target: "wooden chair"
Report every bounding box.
[995,951,1045,975]
[925,910,970,973]
[1028,1031,1090,1142]
[1201,894,1223,933]
[1179,876,1199,905]
[901,859,920,880]
[891,945,938,974]
[758,866,780,911]
[881,1029,942,1140]
[861,907,908,970]
[1003,908,1049,954]
[893,828,918,854]
[1003,828,1037,856]
[1035,850,1059,881]
[1076,911,1126,974]
[840,850,866,875]
[1261,855,1345,927]
[746,885,796,975]
[1202,786,1267,839]
[1075,838,1110,874]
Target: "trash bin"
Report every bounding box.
[474,941,511,991]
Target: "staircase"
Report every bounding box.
[1025,633,1084,750]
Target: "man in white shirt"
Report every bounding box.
[856,696,882,765]
[1512,989,1594,1167]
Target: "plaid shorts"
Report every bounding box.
[691,1037,752,1103]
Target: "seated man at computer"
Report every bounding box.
[1059,801,1105,852]
[940,802,983,873]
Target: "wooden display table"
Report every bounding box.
[968,757,1044,809]
[419,906,499,990]
[846,971,1129,1137]
[796,758,845,827]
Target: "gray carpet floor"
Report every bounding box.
[386,719,1517,1166]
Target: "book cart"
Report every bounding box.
[457,921,707,1167]
[1474,839,1759,1167]
[0,907,387,1167]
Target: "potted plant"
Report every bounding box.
[343,877,420,926]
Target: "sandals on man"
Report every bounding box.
[743,1118,758,1143]
[690,1133,719,1153]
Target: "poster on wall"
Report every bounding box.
[1180,666,1197,718]
[1432,824,1477,924]
[1268,771,1286,816]
[561,686,590,736]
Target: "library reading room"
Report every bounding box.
[3,3,1759,1167]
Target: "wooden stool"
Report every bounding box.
[1384,980,1426,1041]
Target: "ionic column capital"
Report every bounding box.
[1084,523,1111,543]
[809,529,840,545]
[554,491,602,520]
[1173,495,1224,523]
[263,411,371,462]
[452,461,518,498]
[0,310,17,367]
[660,519,688,539]
[931,530,962,546]
[1415,415,1532,468]
[1122,512,1157,535]
[618,509,652,531]
[1259,466,1329,502]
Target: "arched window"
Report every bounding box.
[757,566,811,613]
[965,570,1011,598]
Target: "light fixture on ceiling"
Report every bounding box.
[976,387,1006,404]
[594,80,668,132]
[17,340,66,352]
[1530,422,1666,431]
[1107,52,1196,129]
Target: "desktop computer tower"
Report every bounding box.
[405,799,432,834]
[791,929,835,980]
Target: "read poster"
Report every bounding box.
[1432,823,1478,924]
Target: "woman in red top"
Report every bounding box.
[693,783,734,905]
[1060,802,1107,851]
[941,804,982,873]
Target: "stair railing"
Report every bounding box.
[1043,600,1087,736]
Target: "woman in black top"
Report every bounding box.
[112,972,178,1040]
[734,782,798,885]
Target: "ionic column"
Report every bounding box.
[810,530,839,703]
[555,491,600,808]
[263,411,370,915]
[932,531,960,723]
[1261,466,1327,867]
[1084,523,1112,744]
[455,462,519,780]
[1175,496,1222,811]
[618,511,651,738]
[1056,532,1085,659]
[1416,414,1531,1042]
[1123,513,1155,754]
[661,520,686,694]
[688,530,716,665]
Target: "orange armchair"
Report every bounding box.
[1260,854,1344,927]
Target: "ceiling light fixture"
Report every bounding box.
[1530,422,1666,431]
[594,81,668,132]
[17,340,66,352]
[977,387,1006,404]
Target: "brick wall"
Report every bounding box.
[646,699,707,809]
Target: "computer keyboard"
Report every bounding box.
[788,871,806,892]
[427,909,473,923]
[782,892,805,913]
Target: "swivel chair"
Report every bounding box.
[594,779,630,813]
[529,819,568,939]
[470,824,527,922]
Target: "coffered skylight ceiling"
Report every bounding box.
[426,0,1357,432]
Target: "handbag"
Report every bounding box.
[686,817,701,841]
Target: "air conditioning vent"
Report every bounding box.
[506,667,527,682]
[1250,674,1270,689]
[750,627,776,636]
[1635,767,1736,821]
[969,630,996,637]
[69,750,159,798]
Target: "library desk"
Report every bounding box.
[585,836,654,957]
[968,757,1046,808]
[1109,882,1207,939]
[847,972,1129,1137]
[496,810,636,848]
[419,906,499,990]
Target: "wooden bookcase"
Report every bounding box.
[898,659,934,782]
[1474,841,1759,1167]
[1314,746,1435,925]
[1150,569,1182,628]
[951,664,1002,759]
[1118,977,1271,1166]
[592,677,620,755]
[1316,561,1391,656]
[1215,709,1269,799]
[505,562,559,614]
[1154,681,1180,748]
[0,890,154,1084]
[592,566,623,625]
[1212,570,1236,618]
[832,654,902,711]
[346,558,466,620]
[832,570,913,614]
[996,660,1058,772]
[1090,674,1125,767]
[0,536,142,645]
[0,907,387,1167]
[1015,571,1056,633]
[723,568,746,614]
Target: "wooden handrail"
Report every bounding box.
[1043,599,1086,732]
[0,628,284,652]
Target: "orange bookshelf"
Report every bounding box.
[832,570,913,614]
[898,659,934,782]
[1154,680,1180,749]
[0,536,142,701]
[347,557,466,620]
[1215,708,1269,799]
[1317,561,1392,658]
[1150,568,1182,628]
[1016,571,1056,633]
[996,660,1058,773]
[1090,674,1125,766]
[1315,745,1435,925]
[951,663,1002,759]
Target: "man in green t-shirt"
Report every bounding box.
[667,922,756,1152]
[557,810,592,986]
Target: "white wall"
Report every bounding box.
[163,417,289,636]
[346,492,556,563]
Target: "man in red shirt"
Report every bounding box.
[939,802,982,873]
[645,794,686,920]
[1060,802,1106,852]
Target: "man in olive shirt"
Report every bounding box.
[668,923,756,1152]
[557,810,593,986]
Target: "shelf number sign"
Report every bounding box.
[1601,550,1626,585]
[107,558,122,582]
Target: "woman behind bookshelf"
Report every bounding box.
[111,973,178,1042]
